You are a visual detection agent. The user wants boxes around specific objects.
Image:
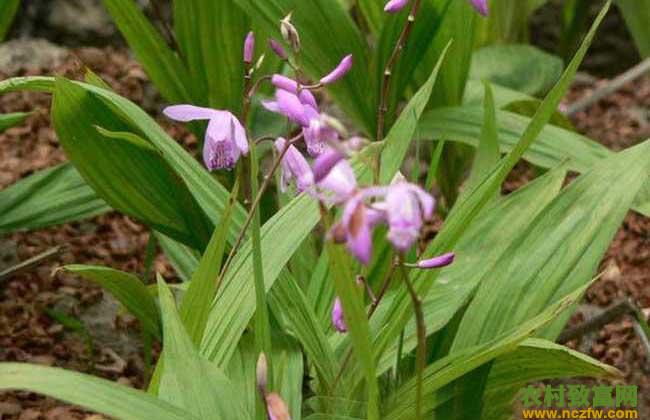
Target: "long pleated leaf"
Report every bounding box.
[61,265,161,338]
[0,163,109,234]
[0,0,19,41]
[481,338,620,420]
[0,363,196,420]
[51,79,213,250]
[0,111,29,131]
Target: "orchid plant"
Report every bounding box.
[0,0,648,420]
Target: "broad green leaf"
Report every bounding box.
[101,0,193,103]
[51,78,213,250]
[157,275,248,420]
[481,338,620,420]
[451,139,650,352]
[469,44,564,96]
[0,363,196,420]
[379,41,451,182]
[0,111,29,131]
[173,0,248,111]
[356,0,384,35]
[269,271,339,388]
[231,0,374,133]
[366,161,568,379]
[0,76,248,244]
[61,265,161,338]
[0,163,109,234]
[371,0,611,368]
[479,0,549,44]
[383,283,594,419]
[463,82,499,196]
[179,185,237,345]
[419,106,650,216]
[617,0,650,57]
[0,0,19,41]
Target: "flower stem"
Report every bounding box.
[375,0,423,181]
[397,260,425,420]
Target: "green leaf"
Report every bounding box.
[0,363,196,420]
[269,271,339,388]
[383,282,595,419]
[481,338,620,420]
[0,76,249,244]
[101,0,193,103]
[157,275,248,420]
[155,233,200,282]
[463,82,499,196]
[451,140,650,352]
[51,78,213,250]
[232,0,374,133]
[0,163,110,235]
[179,182,237,345]
[173,0,248,111]
[356,0,384,35]
[616,0,650,57]
[368,161,567,379]
[371,0,612,368]
[469,44,564,96]
[0,0,19,41]
[379,41,451,183]
[0,111,29,131]
[60,265,161,338]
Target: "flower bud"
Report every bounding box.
[331,297,348,333]
[266,392,292,420]
[384,0,410,13]
[416,252,455,269]
[469,0,489,16]
[269,39,289,60]
[244,31,255,64]
[256,352,268,394]
[320,55,353,85]
[280,13,301,53]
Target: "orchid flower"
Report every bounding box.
[331,297,347,333]
[163,105,248,171]
[275,137,314,193]
[316,159,357,204]
[382,182,434,251]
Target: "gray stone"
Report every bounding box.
[0,38,67,74]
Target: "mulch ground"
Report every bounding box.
[0,48,648,419]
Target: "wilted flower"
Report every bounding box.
[269,39,289,60]
[244,31,255,63]
[382,182,434,251]
[280,13,300,52]
[469,0,489,16]
[416,252,455,269]
[275,137,314,193]
[163,105,248,171]
[331,297,347,333]
[384,0,410,13]
[320,55,353,85]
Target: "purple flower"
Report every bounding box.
[163,105,248,171]
[244,31,255,63]
[317,159,357,204]
[384,0,410,13]
[303,111,338,156]
[382,183,434,251]
[269,39,289,60]
[275,137,314,193]
[469,0,489,16]
[332,297,347,333]
[313,148,344,183]
[417,252,455,269]
[270,75,318,108]
[320,55,353,85]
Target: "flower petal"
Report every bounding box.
[163,104,218,122]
